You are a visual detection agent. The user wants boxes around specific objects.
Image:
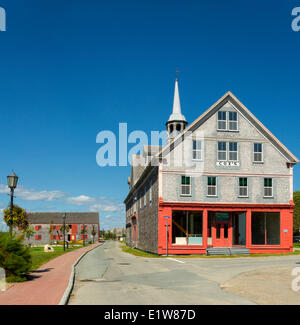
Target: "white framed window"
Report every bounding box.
[144,187,147,207]
[207,177,217,196]
[217,142,227,161]
[217,111,227,130]
[229,142,238,161]
[192,140,202,160]
[228,111,238,131]
[149,180,152,206]
[264,178,273,197]
[181,176,191,196]
[254,143,263,162]
[239,177,248,197]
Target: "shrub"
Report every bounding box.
[0,232,32,282]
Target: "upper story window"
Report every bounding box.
[228,112,238,131]
[254,143,263,162]
[218,141,238,161]
[218,142,227,161]
[207,176,217,196]
[144,187,147,207]
[228,142,238,161]
[181,176,191,196]
[217,111,238,131]
[264,178,273,197]
[217,111,227,130]
[139,192,142,209]
[239,177,248,197]
[192,140,202,160]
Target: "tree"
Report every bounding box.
[22,226,36,247]
[81,225,87,246]
[3,205,28,232]
[293,191,300,235]
[0,232,32,282]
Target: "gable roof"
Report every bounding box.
[27,212,99,224]
[159,91,299,164]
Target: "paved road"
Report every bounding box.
[68,241,300,305]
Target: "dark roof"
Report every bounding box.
[27,212,99,224]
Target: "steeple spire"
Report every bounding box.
[167,77,187,123]
[166,76,188,141]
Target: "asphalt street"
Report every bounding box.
[68,240,300,305]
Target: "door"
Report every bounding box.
[213,222,231,247]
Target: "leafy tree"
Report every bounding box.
[0,232,32,282]
[81,225,87,246]
[22,226,36,247]
[293,191,300,235]
[59,224,70,235]
[3,205,29,232]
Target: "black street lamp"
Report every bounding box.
[7,171,18,236]
[62,213,66,251]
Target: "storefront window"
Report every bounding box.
[251,212,280,245]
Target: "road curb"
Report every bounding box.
[58,242,105,305]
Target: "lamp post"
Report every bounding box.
[7,171,18,236]
[62,213,66,251]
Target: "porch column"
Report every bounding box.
[246,209,251,247]
[202,209,208,249]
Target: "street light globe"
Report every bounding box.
[7,171,18,189]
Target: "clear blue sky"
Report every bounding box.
[0,0,299,230]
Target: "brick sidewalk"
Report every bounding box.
[0,242,102,305]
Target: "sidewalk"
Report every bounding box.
[0,242,102,305]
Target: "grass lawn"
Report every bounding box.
[121,244,300,258]
[30,245,89,271]
[293,243,300,248]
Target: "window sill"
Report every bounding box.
[217,129,239,132]
[238,196,249,198]
[252,161,264,164]
[180,194,192,197]
[263,196,274,199]
[207,195,218,198]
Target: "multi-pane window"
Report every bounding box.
[207,177,217,196]
[229,142,238,161]
[217,111,238,131]
[239,177,248,197]
[264,178,273,197]
[228,112,238,131]
[192,140,202,160]
[181,176,191,196]
[218,142,227,161]
[254,143,263,162]
[217,111,227,130]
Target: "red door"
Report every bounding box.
[213,222,231,247]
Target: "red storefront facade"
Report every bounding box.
[157,199,294,255]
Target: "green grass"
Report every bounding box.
[120,244,300,259]
[30,245,88,271]
[293,243,300,248]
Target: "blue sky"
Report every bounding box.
[0,0,299,230]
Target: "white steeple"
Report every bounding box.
[167,78,187,123]
[166,77,187,140]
